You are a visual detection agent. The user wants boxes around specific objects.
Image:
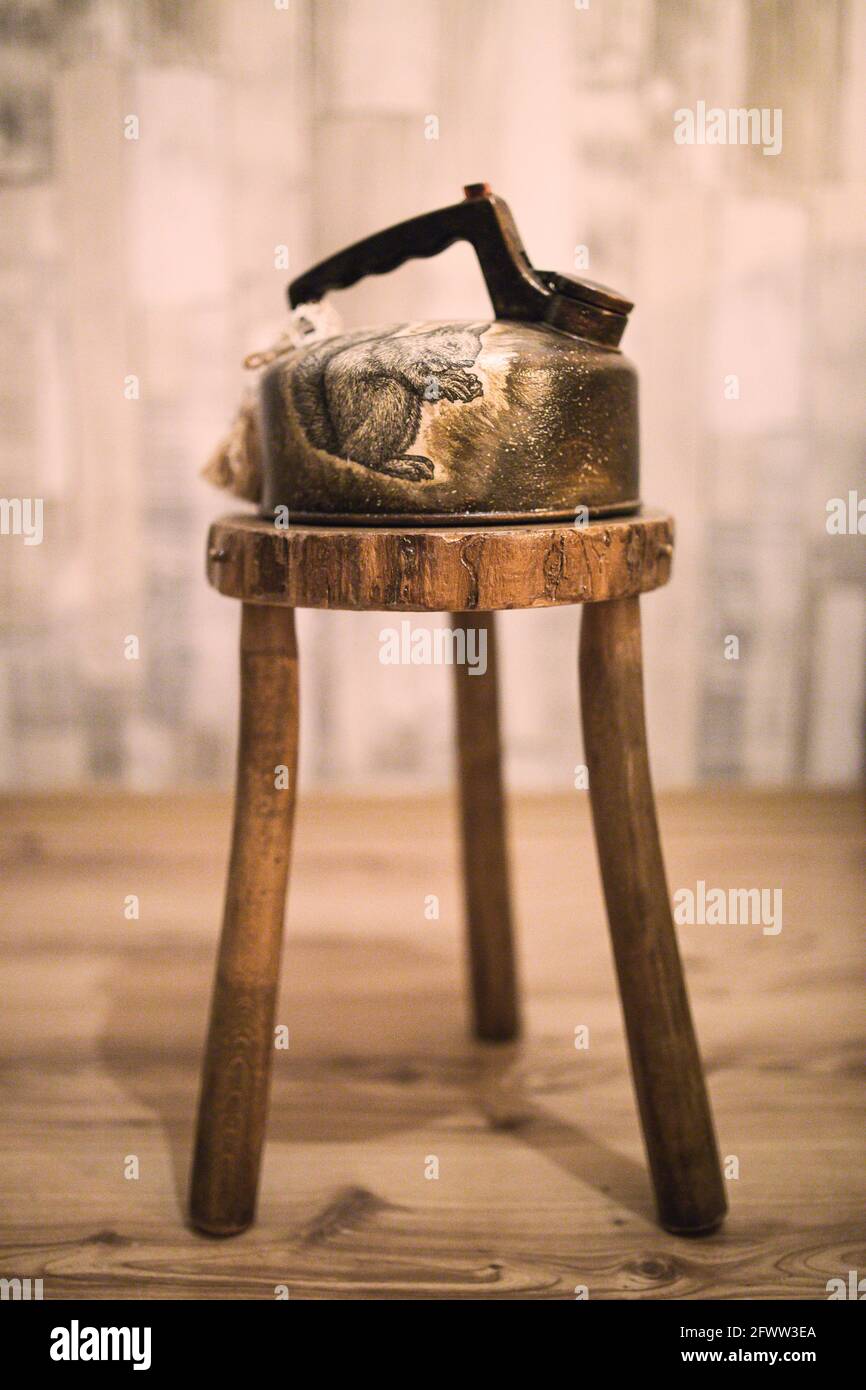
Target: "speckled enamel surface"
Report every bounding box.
[259,319,639,522]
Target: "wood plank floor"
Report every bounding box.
[0,789,863,1300]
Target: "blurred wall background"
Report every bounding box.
[1,0,864,792]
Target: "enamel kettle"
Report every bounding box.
[213,184,639,526]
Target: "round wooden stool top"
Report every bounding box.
[206,509,674,613]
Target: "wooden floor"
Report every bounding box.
[0,789,863,1300]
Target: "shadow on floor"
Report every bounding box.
[97,932,655,1231]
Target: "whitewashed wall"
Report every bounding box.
[0,0,863,791]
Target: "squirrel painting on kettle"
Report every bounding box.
[288,321,490,482]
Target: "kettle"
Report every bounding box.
[219,184,640,526]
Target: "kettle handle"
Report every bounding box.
[288,185,552,322]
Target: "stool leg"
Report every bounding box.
[190,603,299,1235]
[451,611,520,1042]
[579,596,726,1234]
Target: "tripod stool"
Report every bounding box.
[189,508,726,1239]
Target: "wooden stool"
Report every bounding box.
[189,509,727,1238]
